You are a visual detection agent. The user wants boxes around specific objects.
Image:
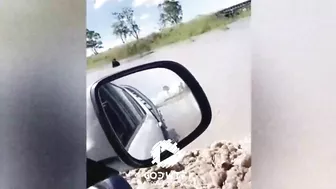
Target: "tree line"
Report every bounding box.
[86,0,183,55]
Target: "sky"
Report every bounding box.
[86,0,245,56]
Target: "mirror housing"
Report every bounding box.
[89,60,212,168]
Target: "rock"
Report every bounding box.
[221,144,229,151]
[197,163,214,174]
[223,178,238,189]
[227,144,238,153]
[210,141,225,149]
[186,187,196,189]
[181,155,197,165]
[130,179,137,186]
[221,161,233,171]
[243,168,251,182]
[136,183,153,189]
[184,149,200,158]
[242,154,251,168]
[210,170,227,187]
[225,169,239,184]
[188,172,197,178]
[236,151,242,157]
[229,153,238,160]
[119,139,251,189]
[128,170,137,175]
[233,153,251,168]
[201,149,213,159]
[136,178,145,185]
[222,183,238,189]
[172,182,181,187]
[238,181,251,189]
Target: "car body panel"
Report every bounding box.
[120,85,166,160]
[86,83,166,163]
[121,85,165,127]
[86,87,118,161]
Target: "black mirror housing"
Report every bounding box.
[89,60,212,168]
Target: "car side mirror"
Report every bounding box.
[89,60,212,168]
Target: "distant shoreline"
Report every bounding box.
[87,8,251,70]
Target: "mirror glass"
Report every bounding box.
[97,68,201,160]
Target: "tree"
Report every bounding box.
[112,7,140,41]
[86,29,103,55]
[111,22,129,44]
[121,8,140,40]
[158,0,183,28]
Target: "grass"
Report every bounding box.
[87,8,251,69]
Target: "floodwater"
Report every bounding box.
[87,18,250,150]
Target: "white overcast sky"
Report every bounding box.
[87,0,246,56]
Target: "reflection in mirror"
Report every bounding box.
[97,68,201,160]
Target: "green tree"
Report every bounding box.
[86,29,103,55]
[112,7,140,41]
[111,22,129,44]
[158,0,183,28]
[121,8,140,40]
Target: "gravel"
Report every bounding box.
[121,138,251,189]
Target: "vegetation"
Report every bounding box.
[86,29,103,55]
[87,0,251,69]
[112,7,141,43]
[158,0,183,28]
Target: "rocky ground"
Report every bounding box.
[121,139,251,189]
